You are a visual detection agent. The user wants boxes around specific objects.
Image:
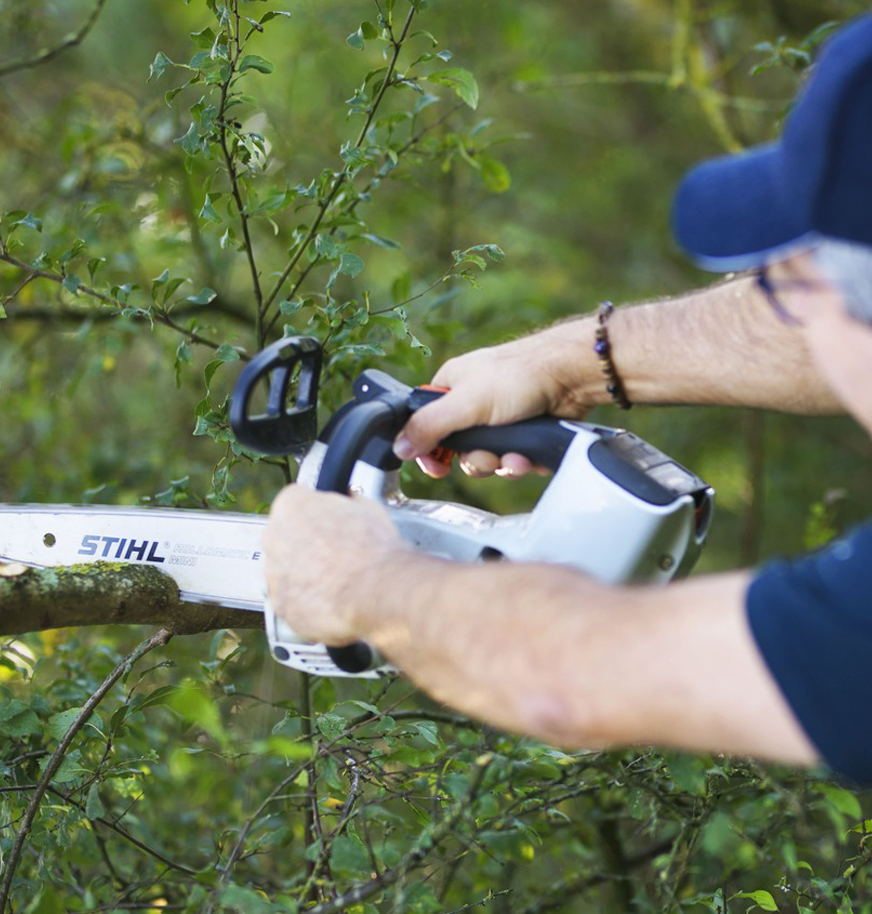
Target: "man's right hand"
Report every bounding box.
[394,320,598,478]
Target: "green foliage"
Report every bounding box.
[2,0,872,912]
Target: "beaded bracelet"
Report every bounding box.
[594,300,632,410]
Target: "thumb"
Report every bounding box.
[393,389,480,460]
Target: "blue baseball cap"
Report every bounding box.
[672,14,872,272]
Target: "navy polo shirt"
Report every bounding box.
[746,519,872,784]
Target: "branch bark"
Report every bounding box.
[0,562,262,636]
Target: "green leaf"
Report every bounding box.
[391,270,411,304]
[87,257,106,282]
[0,700,41,737]
[426,67,479,109]
[0,303,6,319]
[175,340,193,387]
[199,196,221,223]
[39,749,88,785]
[314,234,343,260]
[176,122,201,156]
[167,681,227,744]
[135,684,181,712]
[186,287,217,305]
[214,343,240,362]
[734,891,778,912]
[218,884,275,913]
[455,243,506,265]
[360,233,400,249]
[338,252,364,278]
[239,54,275,75]
[62,274,81,296]
[189,26,216,48]
[326,253,364,294]
[408,332,432,357]
[260,10,292,24]
[817,784,862,820]
[479,155,511,193]
[86,783,106,820]
[48,707,86,740]
[411,720,440,746]
[330,834,371,876]
[149,51,174,81]
[347,28,365,51]
[12,212,42,232]
[317,713,346,741]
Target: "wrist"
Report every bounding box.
[537,315,614,415]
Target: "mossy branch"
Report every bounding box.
[0,562,262,636]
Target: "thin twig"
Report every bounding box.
[261,5,418,321]
[443,890,513,914]
[0,249,230,351]
[216,0,264,344]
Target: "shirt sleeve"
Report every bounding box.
[746,519,872,784]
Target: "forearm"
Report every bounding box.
[543,275,842,415]
[356,552,817,764]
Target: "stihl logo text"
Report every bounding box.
[78,535,167,563]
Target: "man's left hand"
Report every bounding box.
[263,485,405,646]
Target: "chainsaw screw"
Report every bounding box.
[349,485,364,496]
[658,554,674,571]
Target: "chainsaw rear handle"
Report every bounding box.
[318,381,576,491]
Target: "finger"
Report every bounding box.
[415,454,454,479]
[458,450,501,478]
[494,452,537,478]
[394,388,482,461]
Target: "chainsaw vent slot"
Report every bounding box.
[247,361,303,418]
[479,547,504,562]
[43,533,56,547]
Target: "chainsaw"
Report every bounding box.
[0,336,714,679]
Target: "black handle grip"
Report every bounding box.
[441,419,575,472]
[229,336,322,455]
[408,388,576,472]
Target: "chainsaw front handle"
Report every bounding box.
[230,336,322,456]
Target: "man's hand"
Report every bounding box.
[263,486,405,646]
[394,320,598,478]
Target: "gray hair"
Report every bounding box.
[813,238,872,323]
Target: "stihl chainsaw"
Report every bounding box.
[0,336,714,678]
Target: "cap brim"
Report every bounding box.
[672,143,816,272]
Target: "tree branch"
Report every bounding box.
[0,562,262,636]
[0,0,111,79]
